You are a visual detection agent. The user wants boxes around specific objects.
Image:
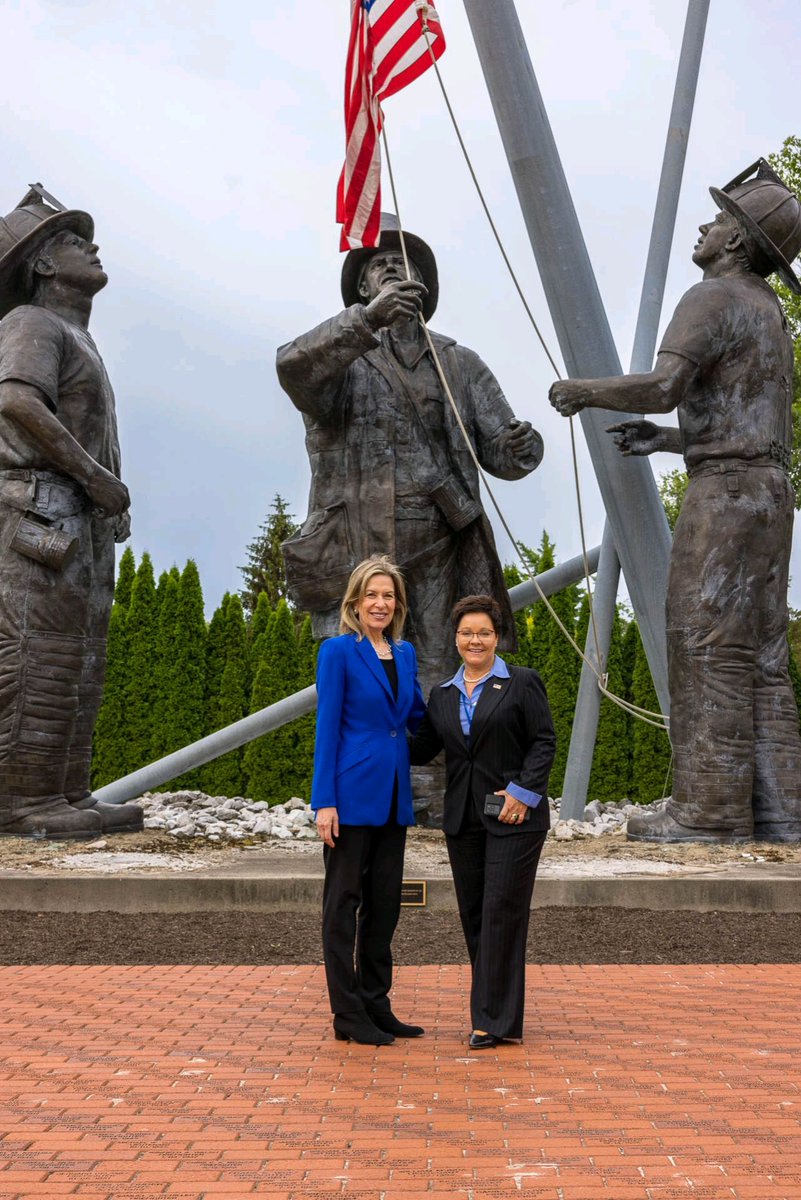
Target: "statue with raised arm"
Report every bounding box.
[550,160,801,844]
[0,186,143,838]
[277,214,543,818]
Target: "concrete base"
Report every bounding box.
[2,861,801,914]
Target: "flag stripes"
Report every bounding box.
[337,0,445,251]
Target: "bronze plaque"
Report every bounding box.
[400,879,427,907]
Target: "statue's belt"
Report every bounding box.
[688,448,791,479]
[0,468,87,513]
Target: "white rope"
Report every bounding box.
[378,129,666,729]
[415,20,668,730]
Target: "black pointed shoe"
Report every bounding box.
[333,1012,395,1045]
[469,1031,499,1050]
[368,1010,424,1038]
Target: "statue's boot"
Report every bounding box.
[68,792,144,834]
[626,801,752,844]
[751,681,801,843]
[0,765,102,840]
[63,640,144,835]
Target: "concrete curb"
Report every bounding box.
[1,868,800,913]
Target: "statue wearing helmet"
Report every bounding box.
[550,159,801,844]
[0,186,142,838]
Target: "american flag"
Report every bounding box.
[337,0,446,252]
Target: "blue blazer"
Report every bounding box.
[311,633,426,826]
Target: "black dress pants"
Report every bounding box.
[446,803,546,1039]
[322,816,406,1015]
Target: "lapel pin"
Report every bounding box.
[492,683,502,689]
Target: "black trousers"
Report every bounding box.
[446,803,546,1039]
[322,813,406,1016]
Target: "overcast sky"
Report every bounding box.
[4,0,801,612]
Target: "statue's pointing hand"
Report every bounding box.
[606,420,666,457]
[548,379,592,417]
[364,279,428,330]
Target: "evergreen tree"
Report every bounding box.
[202,595,249,796]
[239,494,300,614]
[529,532,556,678]
[92,547,139,786]
[620,617,638,703]
[248,590,274,665]
[788,637,801,729]
[123,552,159,774]
[150,571,181,766]
[114,545,136,610]
[542,576,580,796]
[203,593,232,737]
[91,602,130,788]
[244,600,302,803]
[587,606,632,802]
[630,626,672,803]
[293,615,318,799]
[163,559,207,788]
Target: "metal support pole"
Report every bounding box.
[94,544,601,805]
[559,526,620,816]
[464,0,671,713]
[558,0,709,819]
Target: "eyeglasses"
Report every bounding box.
[456,630,496,641]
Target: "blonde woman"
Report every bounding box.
[312,555,426,1045]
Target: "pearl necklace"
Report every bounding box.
[372,637,393,660]
[463,667,492,683]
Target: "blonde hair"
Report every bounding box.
[339,555,408,641]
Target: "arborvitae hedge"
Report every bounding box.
[529,533,555,676]
[93,545,801,809]
[244,600,301,803]
[123,552,158,775]
[630,624,673,804]
[543,579,580,796]
[201,595,249,797]
[587,607,632,802]
[164,560,207,789]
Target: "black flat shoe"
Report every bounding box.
[333,1013,395,1045]
[368,1010,425,1038]
[469,1031,499,1050]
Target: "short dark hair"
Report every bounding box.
[450,594,502,634]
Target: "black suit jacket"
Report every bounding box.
[410,665,556,837]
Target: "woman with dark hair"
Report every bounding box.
[411,594,555,1048]
[312,555,426,1046]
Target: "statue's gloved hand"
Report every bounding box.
[606,420,666,457]
[112,511,132,543]
[85,465,131,518]
[499,418,543,471]
[549,379,595,417]
[364,279,427,330]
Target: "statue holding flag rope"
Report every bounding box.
[278,2,543,820]
[277,210,543,723]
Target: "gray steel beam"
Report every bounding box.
[95,543,601,805]
[463,0,672,713]
[559,526,621,817]
[559,0,709,819]
[508,544,599,611]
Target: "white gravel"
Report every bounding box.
[136,790,651,844]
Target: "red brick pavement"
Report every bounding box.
[0,964,798,1198]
